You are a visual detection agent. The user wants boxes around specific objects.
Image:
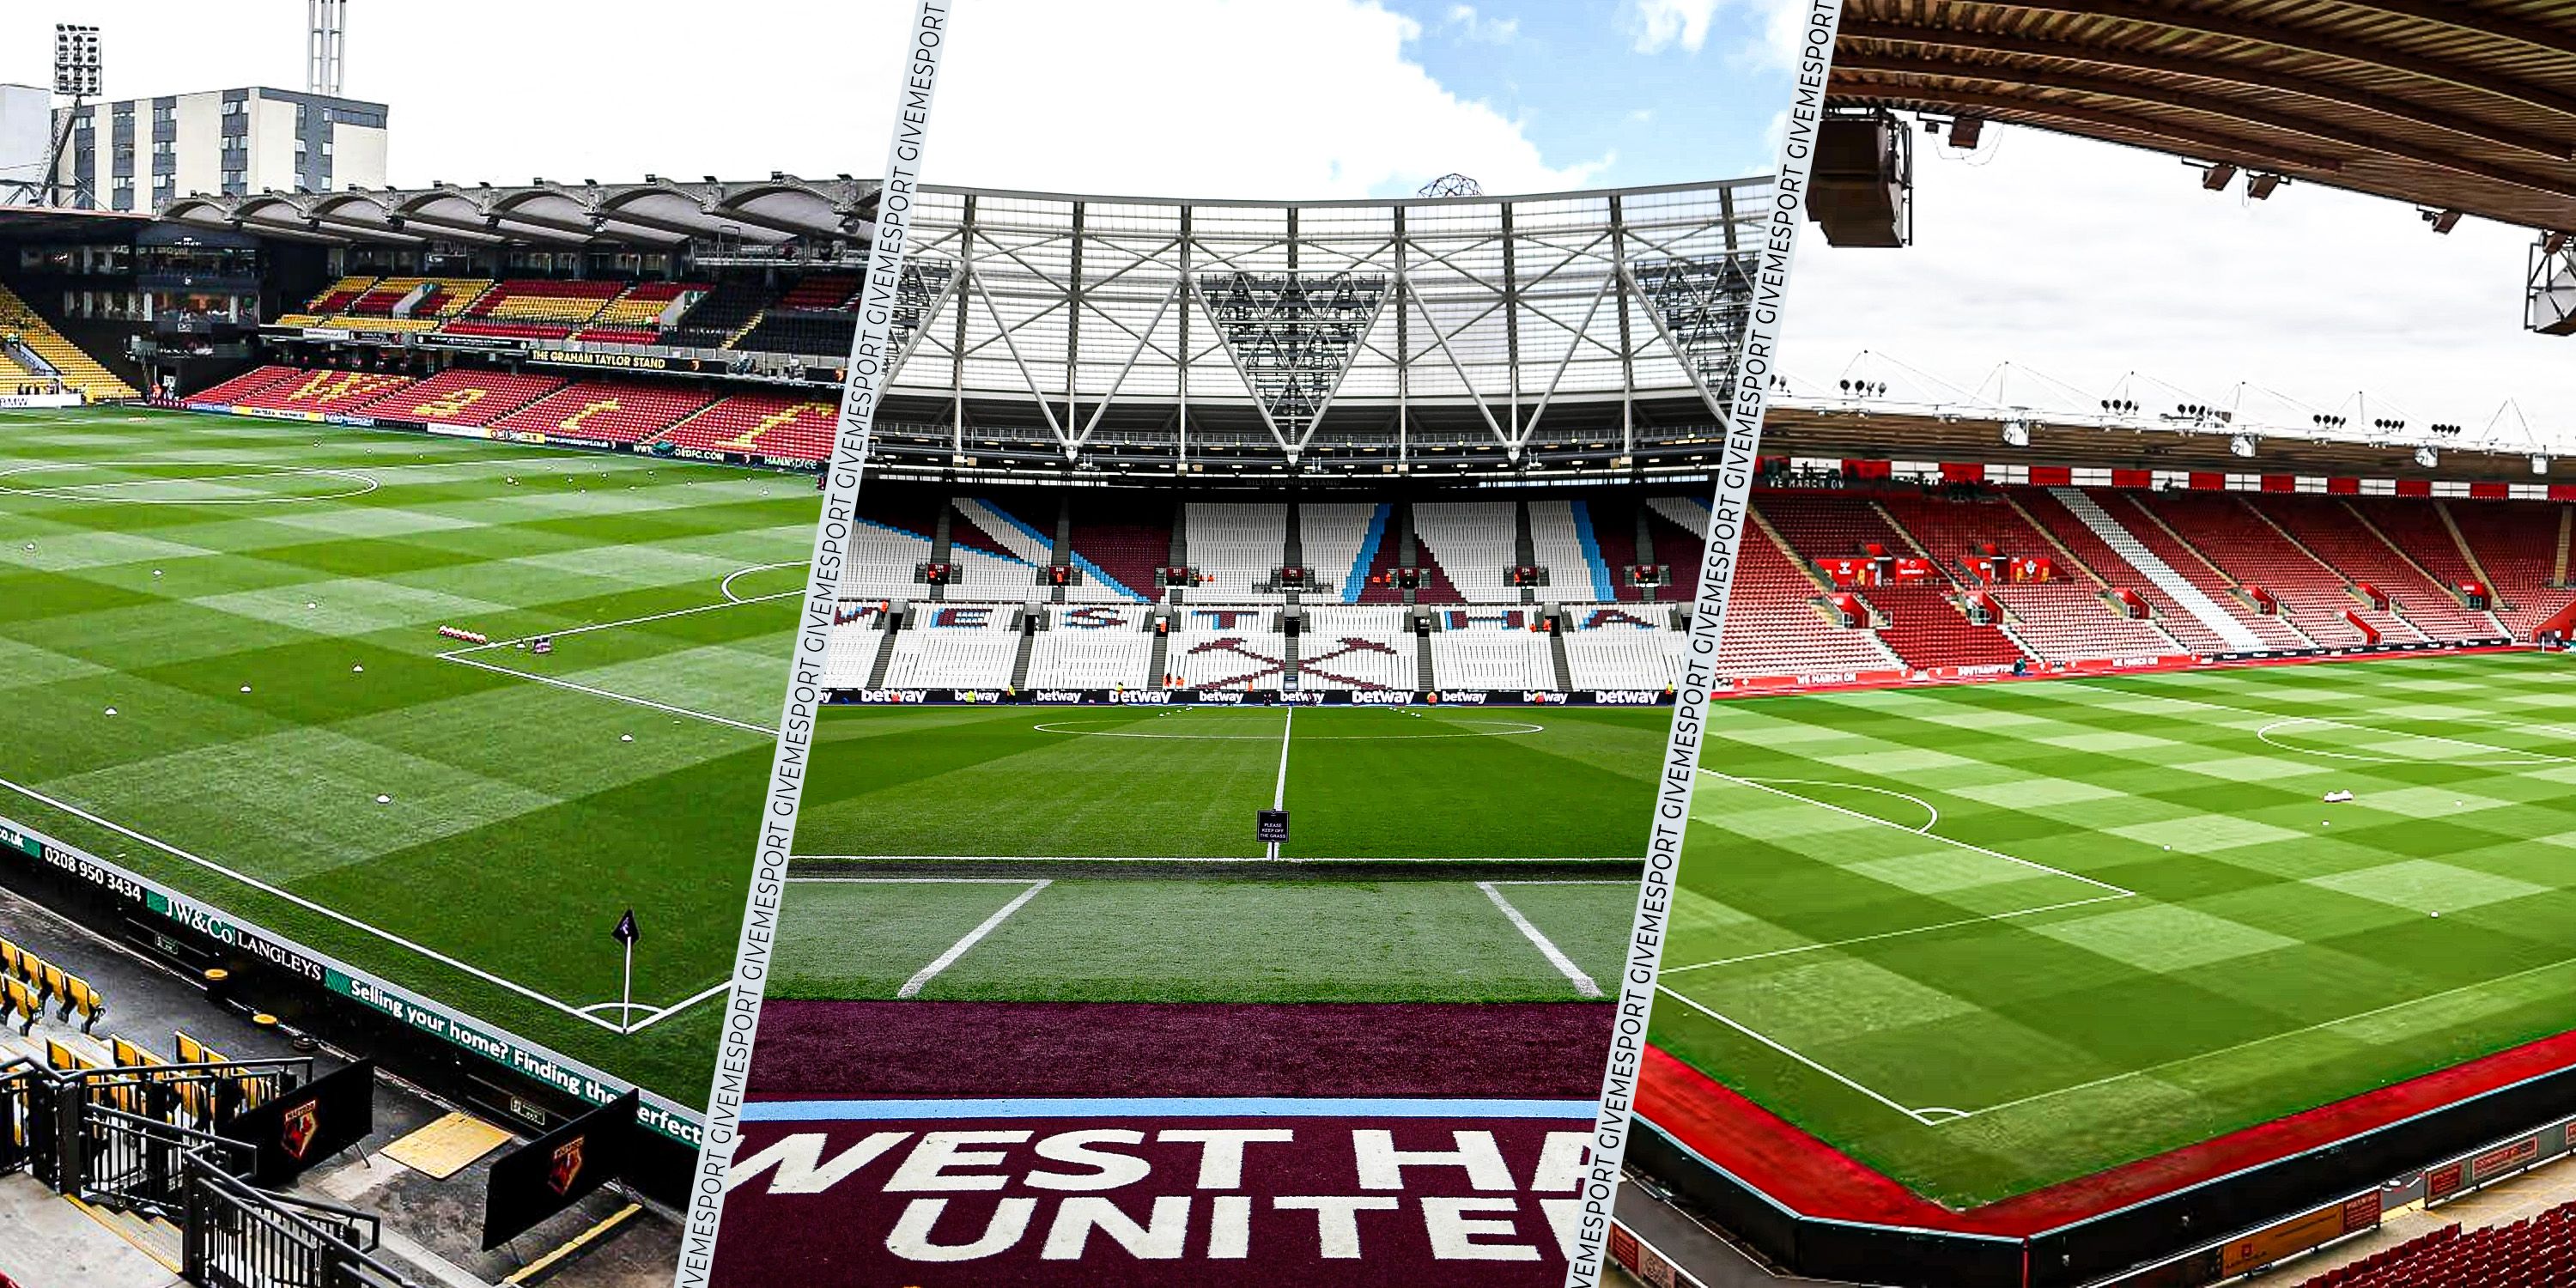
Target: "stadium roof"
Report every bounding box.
[1832,0,2576,230]
[161,175,880,248]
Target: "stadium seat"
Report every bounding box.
[1877,492,2180,663]
[487,380,715,445]
[1413,501,1517,604]
[1758,492,2028,670]
[0,282,137,398]
[2136,491,2416,647]
[1024,605,1157,688]
[458,278,625,330]
[2291,1201,2576,1288]
[189,364,309,405]
[2275,495,2501,641]
[1066,496,1173,605]
[1184,502,1291,598]
[1428,608,1554,688]
[353,368,567,427]
[2445,499,2576,641]
[1299,606,1414,690]
[656,392,840,463]
[884,603,1021,688]
[228,367,418,415]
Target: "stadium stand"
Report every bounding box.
[1531,499,1620,602]
[821,609,886,688]
[1065,496,1170,604]
[1757,492,2028,670]
[1298,606,1413,690]
[576,281,708,340]
[1024,605,1156,688]
[2136,491,2415,647]
[658,392,838,463]
[488,380,715,445]
[276,273,375,324]
[1429,608,1555,688]
[1585,495,1652,602]
[1183,502,1288,598]
[1413,501,1517,603]
[666,279,769,349]
[189,364,307,406]
[355,368,562,427]
[843,519,934,600]
[228,366,413,416]
[2261,495,2500,641]
[2015,487,2245,653]
[2294,1203,2576,1288]
[1562,604,1676,688]
[1643,497,1704,604]
[1682,497,1904,679]
[2447,500,2576,641]
[1300,501,1385,605]
[0,282,137,398]
[884,603,1019,688]
[1878,492,2180,662]
[455,278,625,337]
[1167,605,1287,690]
[947,497,1047,599]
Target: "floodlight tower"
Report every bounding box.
[39,25,103,208]
[307,0,347,97]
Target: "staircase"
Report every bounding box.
[0,283,137,399]
[2050,488,2265,649]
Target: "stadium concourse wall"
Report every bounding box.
[0,810,702,1206]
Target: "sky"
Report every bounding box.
[5,0,2567,447]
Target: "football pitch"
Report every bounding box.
[0,405,807,1101]
[790,651,2576,1212]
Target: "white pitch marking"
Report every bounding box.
[1479,881,1603,998]
[1743,776,1938,833]
[1662,892,2134,976]
[1656,986,1947,1126]
[1698,769,2134,897]
[793,854,1637,865]
[0,773,714,1034]
[1950,951,2576,1124]
[720,561,809,604]
[439,652,775,736]
[898,880,1052,999]
[2254,716,2573,767]
[1273,704,1294,812]
[2059,678,2576,769]
[1031,719,1545,740]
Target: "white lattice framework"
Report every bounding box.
[889,177,1772,465]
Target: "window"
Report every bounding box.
[222,100,244,117]
[153,104,172,122]
[320,140,333,156]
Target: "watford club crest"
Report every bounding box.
[281,1101,320,1161]
[548,1136,586,1197]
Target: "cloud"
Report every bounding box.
[0,0,1602,201]
[1631,0,1718,53]
[1443,4,1521,44]
[1782,128,2576,445]
[1630,0,1807,68]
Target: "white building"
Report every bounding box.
[52,86,386,212]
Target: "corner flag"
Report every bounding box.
[614,909,640,944]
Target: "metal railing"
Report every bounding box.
[1,1054,423,1288]
[183,1154,410,1288]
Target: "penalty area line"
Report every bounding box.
[1479,880,1602,998]
[898,879,1052,999]
[1655,986,1965,1126]
[1699,769,2134,898]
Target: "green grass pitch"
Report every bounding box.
[1659,650,2576,1206]
[0,406,807,1100]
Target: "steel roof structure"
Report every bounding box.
[1831,1,2576,231]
